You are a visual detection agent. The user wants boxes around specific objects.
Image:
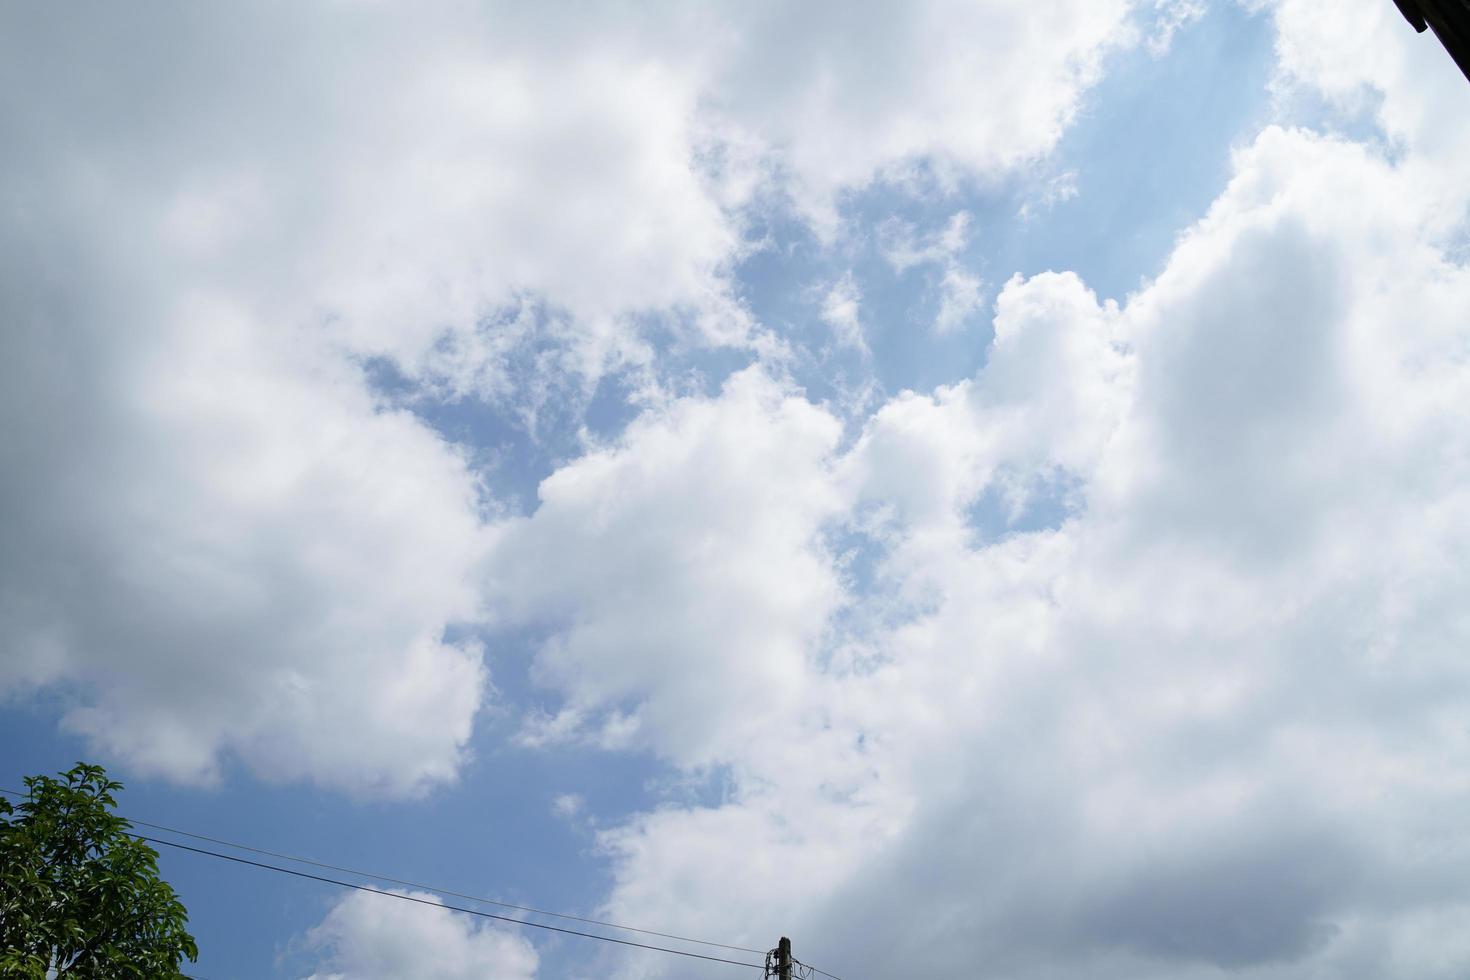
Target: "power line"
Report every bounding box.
[763,943,845,980]
[136,834,765,972]
[138,814,768,956]
[4,785,847,979]
[793,955,844,980]
[0,786,764,956]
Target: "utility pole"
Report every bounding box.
[776,936,793,980]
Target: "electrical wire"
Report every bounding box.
[0,786,764,956]
[765,947,845,980]
[4,785,846,979]
[793,956,844,980]
[137,815,767,956]
[135,835,765,971]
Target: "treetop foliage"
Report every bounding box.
[0,763,198,979]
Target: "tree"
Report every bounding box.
[0,763,198,979]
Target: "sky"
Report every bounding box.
[2,1,1470,978]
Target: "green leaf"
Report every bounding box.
[0,764,198,977]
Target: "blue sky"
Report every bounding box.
[4,2,1470,979]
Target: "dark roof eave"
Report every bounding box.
[1393,0,1470,84]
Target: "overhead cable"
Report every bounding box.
[137,834,766,972]
[0,786,763,956]
[3,784,846,978]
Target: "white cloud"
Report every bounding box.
[0,292,489,796]
[700,0,1137,228]
[0,2,745,796]
[879,212,987,333]
[300,890,537,980]
[551,793,585,821]
[12,9,1465,976]
[513,94,1470,980]
[1017,169,1081,221]
[0,0,1150,395]
[1147,0,1208,55]
[0,0,1146,792]
[935,267,985,335]
[819,273,866,351]
[486,367,846,768]
[1267,0,1470,203]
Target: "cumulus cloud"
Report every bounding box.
[486,368,846,767]
[804,125,1469,980]
[495,12,1470,972]
[0,0,1151,395]
[299,890,537,980]
[0,0,1148,792]
[697,0,1137,227]
[0,253,490,796]
[11,3,1465,974]
[0,1,737,796]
